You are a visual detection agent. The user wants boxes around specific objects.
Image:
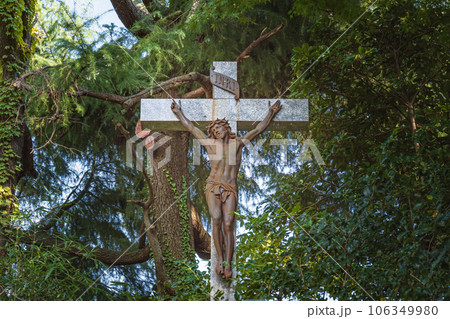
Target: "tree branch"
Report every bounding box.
[190,202,210,260]
[122,71,212,108]
[73,71,211,113]
[10,65,56,91]
[73,85,128,104]
[20,65,55,80]
[82,244,151,265]
[126,170,173,295]
[181,25,285,99]
[17,230,151,266]
[236,23,285,65]
[407,102,419,151]
[182,87,205,99]
[37,161,96,231]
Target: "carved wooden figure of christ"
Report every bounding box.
[171,99,282,279]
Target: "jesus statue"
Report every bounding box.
[171,99,282,279]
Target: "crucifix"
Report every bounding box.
[140,61,308,300]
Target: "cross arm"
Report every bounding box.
[140,98,308,131]
[171,100,208,141]
[240,100,281,142]
[140,99,234,131]
[236,99,308,131]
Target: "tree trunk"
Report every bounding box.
[150,130,196,294]
[110,0,144,30]
[0,0,37,257]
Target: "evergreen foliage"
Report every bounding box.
[238,0,449,300]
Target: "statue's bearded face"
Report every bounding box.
[211,124,227,139]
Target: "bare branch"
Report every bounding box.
[11,65,56,90]
[38,162,97,231]
[73,71,211,112]
[122,71,212,108]
[31,123,57,153]
[190,202,211,260]
[236,23,285,65]
[73,85,128,104]
[182,87,205,99]
[20,65,55,80]
[115,121,131,140]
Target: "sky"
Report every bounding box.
[65,0,125,31]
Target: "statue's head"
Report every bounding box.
[207,118,236,140]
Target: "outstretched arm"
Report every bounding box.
[171,100,208,141]
[240,100,282,142]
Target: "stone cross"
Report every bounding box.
[140,61,308,300]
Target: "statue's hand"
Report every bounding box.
[270,100,282,114]
[171,100,181,114]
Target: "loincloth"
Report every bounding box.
[205,178,237,203]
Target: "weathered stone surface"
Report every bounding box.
[140,98,308,131]
[237,99,308,130]
[212,61,237,99]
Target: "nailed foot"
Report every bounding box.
[223,265,232,279]
[216,262,224,275]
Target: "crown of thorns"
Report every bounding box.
[206,118,236,139]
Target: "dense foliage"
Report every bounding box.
[238,0,449,300]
